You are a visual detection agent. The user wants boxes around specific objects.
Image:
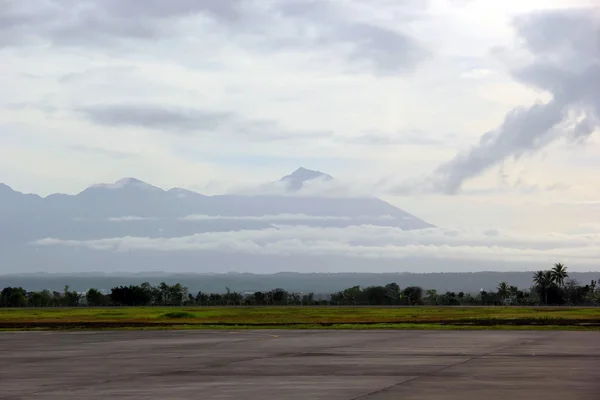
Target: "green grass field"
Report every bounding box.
[1,306,599,330]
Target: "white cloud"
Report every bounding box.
[180,214,396,221]
[108,216,159,222]
[461,68,493,79]
[568,223,600,235]
[33,225,600,266]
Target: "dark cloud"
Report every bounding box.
[273,0,428,74]
[0,0,245,47]
[431,8,600,194]
[78,103,331,141]
[0,0,427,75]
[78,104,233,133]
[100,0,244,21]
[331,22,426,74]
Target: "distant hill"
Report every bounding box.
[2,271,599,294]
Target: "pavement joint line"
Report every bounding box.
[350,332,550,399]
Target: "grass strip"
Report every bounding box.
[1,306,599,331]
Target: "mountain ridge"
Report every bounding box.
[0,169,434,252]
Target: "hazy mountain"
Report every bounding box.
[0,169,432,235]
[0,169,437,273]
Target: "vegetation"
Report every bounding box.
[1,306,599,331]
[1,264,599,330]
[1,264,599,309]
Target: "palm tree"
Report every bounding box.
[533,270,544,286]
[552,263,568,287]
[497,282,510,302]
[533,270,554,304]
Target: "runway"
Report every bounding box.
[1,330,599,399]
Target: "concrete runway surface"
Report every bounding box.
[1,330,599,399]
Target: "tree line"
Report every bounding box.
[2,263,599,307]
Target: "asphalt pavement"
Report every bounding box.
[1,329,598,399]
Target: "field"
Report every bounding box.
[1,306,600,330]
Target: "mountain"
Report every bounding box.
[0,169,432,229]
[278,167,334,191]
[0,168,434,273]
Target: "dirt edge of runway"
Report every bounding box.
[2,318,600,330]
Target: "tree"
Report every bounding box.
[301,292,314,305]
[384,283,401,304]
[28,290,53,307]
[86,288,107,306]
[442,291,460,306]
[533,270,554,304]
[479,290,488,305]
[155,282,170,305]
[288,292,301,305]
[110,285,151,306]
[563,279,587,305]
[253,291,266,305]
[587,280,598,304]
[551,263,568,287]
[497,282,510,302]
[140,282,156,305]
[424,289,438,305]
[195,291,209,306]
[1,287,27,307]
[402,286,423,305]
[269,288,288,305]
[168,283,187,306]
[342,286,361,305]
[364,286,387,305]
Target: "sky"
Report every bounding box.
[1,0,600,235]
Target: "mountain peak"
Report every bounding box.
[279,167,334,191]
[85,177,162,192]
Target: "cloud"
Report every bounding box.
[78,104,233,133]
[345,129,459,148]
[555,200,600,206]
[69,145,135,160]
[568,223,600,235]
[273,0,428,74]
[0,0,246,47]
[77,103,333,141]
[431,8,600,194]
[0,0,427,75]
[460,68,493,79]
[232,174,380,197]
[33,224,600,265]
[108,216,159,222]
[180,214,396,221]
